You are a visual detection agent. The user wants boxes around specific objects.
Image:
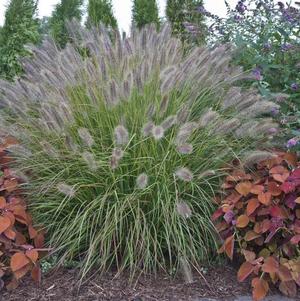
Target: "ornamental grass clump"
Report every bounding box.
[0,22,279,279]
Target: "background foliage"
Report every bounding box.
[214,152,300,300]
[166,0,207,45]
[0,0,40,80]
[48,0,83,48]
[132,0,160,29]
[87,0,117,28]
[201,0,300,151]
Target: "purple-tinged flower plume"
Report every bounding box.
[281,43,293,52]
[176,144,193,155]
[176,201,192,218]
[291,83,299,91]
[252,68,262,81]
[57,183,76,198]
[175,167,193,182]
[136,173,149,189]
[286,138,298,148]
[82,151,98,171]
[152,125,165,140]
[271,107,280,116]
[78,127,94,148]
[114,125,129,145]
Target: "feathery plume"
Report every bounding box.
[243,151,277,168]
[82,151,98,171]
[114,125,129,146]
[179,256,193,284]
[78,127,94,147]
[152,126,165,140]
[175,122,198,145]
[176,144,193,155]
[175,167,193,182]
[215,118,241,135]
[147,104,156,118]
[177,105,190,123]
[136,173,149,189]
[198,170,216,179]
[112,147,124,160]
[57,183,76,198]
[198,109,219,128]
[161,115,177,130]
[159,95,169,116]
[142,121,154,137]
[176,201,192,218]
[40,141,59,158]
[110,155,119,170]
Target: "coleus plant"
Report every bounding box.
[212,151,300,301]
[0,136,45,290]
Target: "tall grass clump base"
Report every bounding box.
[0,22,279,280]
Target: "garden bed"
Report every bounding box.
[3,265,252,301]
[5,265,299,301]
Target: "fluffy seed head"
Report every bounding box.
[114,125,129,145]
[136,173,149,189]
[142,121,154,137]
[161,115,177,130]
[112,147,124,160]
[152,125,165,140]
[57,183,76,198]
[243,151,277,168]
[175,167,193,182]
[78,127,94,147]
[176,144,193,154]
[176,201,192,218]
[179,256,193,284]
[82,151,98,171]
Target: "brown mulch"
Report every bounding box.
[2,265,252,301]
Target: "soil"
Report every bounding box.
[0,265,272,301]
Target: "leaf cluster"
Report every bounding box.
[213,151,300,300]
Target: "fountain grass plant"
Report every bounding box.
[0,22,279,280]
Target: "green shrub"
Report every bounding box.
[0,23,279,280]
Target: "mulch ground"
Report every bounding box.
[1,265,281,301]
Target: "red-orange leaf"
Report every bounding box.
[261,219,271,233]
[34,233,45,248]
[245,231,261,241]
[28,225,38,239]
[279,281,297,297]
[268,181,282,196]
[262,257,279,274]
[0,197,6,209]
[26,250,38,263]
[10,252,30,272]
[247,199,260,216]
[277,265,293,282]
[236,215,250,228]
[269,166,288,175]
[235,181,252,196]
[273,173,289,183]
[0,216,11,234]
[31,265,41,284]
[252,277,269,301]
[221,235,234,260]
[283,152,298,167]
[13,264,31,280]
[13,206,28,225]
[243,250,256,262]
[238,261,254,282]
[258,192,272,205]
[3,179,18,193]
[250,185,264,195]
[4,228,16,240]
[290,235,300,245]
